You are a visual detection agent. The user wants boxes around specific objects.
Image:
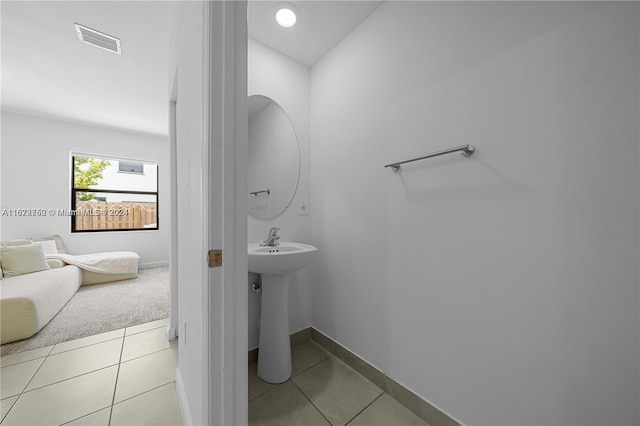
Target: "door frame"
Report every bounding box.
[168,70,178,342]
[202,1,248,424]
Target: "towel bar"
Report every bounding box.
[385,145,475,171]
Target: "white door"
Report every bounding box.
[203,1,248,425]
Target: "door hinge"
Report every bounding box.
[208,249,222,268]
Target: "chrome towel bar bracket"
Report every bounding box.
[385,144,475,171]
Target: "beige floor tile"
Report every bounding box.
[125,318,169,336]
[1,396,18,422]
[114,347,178,403]
[51,329,124,355]
[249,381,330,426]
[0,358,44,398]
[2,365,117,426]
[121,327,175,362]
[293,357,382,426]
[25,338,123,391]
[248,363,277,401]
[291,341,332,377]
[0,346,52,368]
[63,408,111,426]
[348,393,428,426]
[110,382,183,426]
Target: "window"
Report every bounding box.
[118,161,144,174]
[71,154,158,232]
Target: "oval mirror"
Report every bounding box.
[247,95,300,219]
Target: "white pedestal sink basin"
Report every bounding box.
[248,242,317,383]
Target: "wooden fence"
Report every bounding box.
[75,201,157,230]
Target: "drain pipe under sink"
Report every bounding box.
[252,274,262,294]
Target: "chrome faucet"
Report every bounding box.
[260,227,280,246]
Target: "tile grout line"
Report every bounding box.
[48,335,125,357]
[119,343,178,364]
[17,363,121,395]
[49,322,166,356]
[250,340,419,426]
[248,383,276,402]
[291,352,333,379]
[0,395,18,423]
[290,354,349,426]
[343,392,384,426]
[1,331,123,361]
[1,331,172,395]
[293,353,384,426]
[111,381,177,406]
[309,330,448,426]
[290,379,335,426]
[108,334,127,426]
[1,320,176,426]
[0,357,40,370]
[45,345,55,358]
[0,321,167,361]
[1,346,52,422]
[248,377,283,402]
[123,324,167,338]
[248,348,332,402]
[15,354,48,397]
[59,407,111,426]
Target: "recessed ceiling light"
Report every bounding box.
[275,2,298,28]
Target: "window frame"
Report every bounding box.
[70,154,159,233]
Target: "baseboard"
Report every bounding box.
[248,327,460,426]
[139,261,169,269]
[309,328,460,426]
[175,368,193,426]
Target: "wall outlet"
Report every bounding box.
[298,202,309,216]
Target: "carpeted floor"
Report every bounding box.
[1,266,169,356]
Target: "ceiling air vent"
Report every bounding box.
[74,23,121,55]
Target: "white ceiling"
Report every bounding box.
[248,1,382,68]
[1,1,176,137]
[1,1,382,138]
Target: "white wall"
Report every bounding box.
[93,161,158,201]
[310,2,639,425]
[0,112,169,266]
[248,39,312,350]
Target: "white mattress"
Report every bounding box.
[1,265,82,344]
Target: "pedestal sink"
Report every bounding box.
[248,242,317,383]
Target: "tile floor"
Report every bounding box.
[249,340,428,426]
[0,318,182,426]
[3,321,428,426]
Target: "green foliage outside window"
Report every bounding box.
[74,157,110,201]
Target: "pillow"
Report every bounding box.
[0,245,50,278]
[32,239,58,255]
[0,239,32,269]
[46,259,64,269]
[0,239,32,246]
[36,235,68,254]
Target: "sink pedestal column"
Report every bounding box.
[257,273,292,383]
